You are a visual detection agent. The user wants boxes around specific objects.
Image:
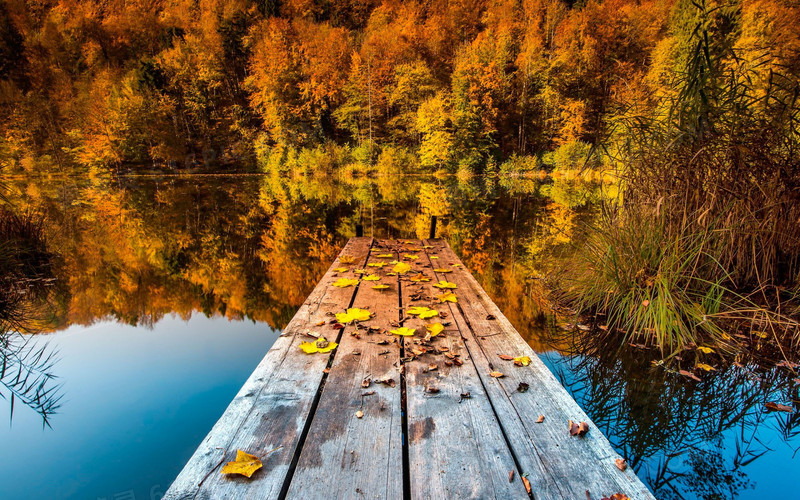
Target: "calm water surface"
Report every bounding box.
[0,174,796,499]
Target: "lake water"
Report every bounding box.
[0,173,797,499]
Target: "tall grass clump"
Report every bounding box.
[570,0,800,351]
[567,207,730,352]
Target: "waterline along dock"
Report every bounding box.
[165,238,654,499]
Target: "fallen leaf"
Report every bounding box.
[404,254,419,260]
[372,284,390,290]
[377,378,396,388]
[432,281,457,289]
[333,267,349,273]
[601,494,629,500]
[333,278,359,288]
[765,402,794,412]
[568,420,590,436]
[339,255,355,264]
[335,308,372,324]
[390,327,416,336]
[517,382,529,392]
[430,255,439,259]
[367,262,386,267]
[436,291,458,303]
[697,346,714,354]
[331,323,345,330]
[536,415,544,423]
[509,470,514,482]
[410,272,431,282]
[361,274,381,281]
[407,306,439,319]
[361,378,371,388]
[392,262,412,274]
[433,268,453,273]
[490,371,504,378]
[376,253,394,258]
[514,356,531,366]
[522,475,531,494]
[695,363,716,372]
[426,323,444,337]
[486,314,496,320]
[679,369,702,382]
[221,450,263,478]
[499,354,514,360]
[353,268,366,274]
[426,385,440,393]
[356,410,364,419]
[615,458,628,471]
[299,336,338,354]
[428,363,438,371]
[642,299,650,307]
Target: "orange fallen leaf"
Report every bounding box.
[221,450,262,478]
[498,354,514,360]
[490,371,504,378]
[536,415,544,423]
[521,475,531,494]
[568,420,589,436]
[356,410,364,419]
[615,458,628,471]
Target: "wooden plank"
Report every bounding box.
[398,240,527,498]
[285,239,404,499]
[164,237,373,500]
[423,239,655,500]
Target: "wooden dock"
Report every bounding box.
[165,238,654,499]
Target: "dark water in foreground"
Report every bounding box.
[0,173,797,499]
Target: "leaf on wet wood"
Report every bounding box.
[335,308,372,324]
[432,280,457,289]
[367,262,386,267]
[509,470,514,482]
[410,272,431,282]
[376,378,396,388]
[433,268,453,273]
[600,494,630,500]
[517,382,529,392]
[436,291,457,303]
[339,255,355,264]
[697,346,714,354]
[356,410,364,419]
[333,267,349,273]
[333,278,359,288]
[392,262,412,274]
[361,274,381,281]
[536,415,544,423]
[376,253,394,258]
[299,336,338,354]
[490,371,504,378]
[362,378,371,388]
[615,458,628,471]
[390,327,416,336]
[522,475,531,494]
[372,284,390,290]
[407,306,439,319]
[695,363,716,372]
[499,354,514,360]
[514,356,531,366]
[221,450,263,478]
[426,323,444,337]
[568,420,590,436]
[765,402,793,412]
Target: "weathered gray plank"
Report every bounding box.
[164,237,373,500]
[286,240,404,499]
[425,239,655,500]
[399,241,526,499]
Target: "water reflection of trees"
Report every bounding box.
[538,330,800,499]
[0,208,63,425]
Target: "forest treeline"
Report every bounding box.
[0,0,795,174]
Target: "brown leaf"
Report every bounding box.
[679,369,702,382]
[517,382,529,393]
[569,420,590,436]
[536,415,544,423]
[362,391,375,396]
[356,410,364,419]
[490,371,504,378]
[508,470,514,482]
[486,314,496,320]
[331,323,345,330]
[428,363,438,371]
[521,475,531,494]
[377,378,396,388]
[765,402,794,412]
[600,494,630,500]
[426,385,440,394]
[498,354,514,361]
[615,458,628,471]
[361,378,371,388]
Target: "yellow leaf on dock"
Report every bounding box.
[333,278,359,288]
[221,450,262,478]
